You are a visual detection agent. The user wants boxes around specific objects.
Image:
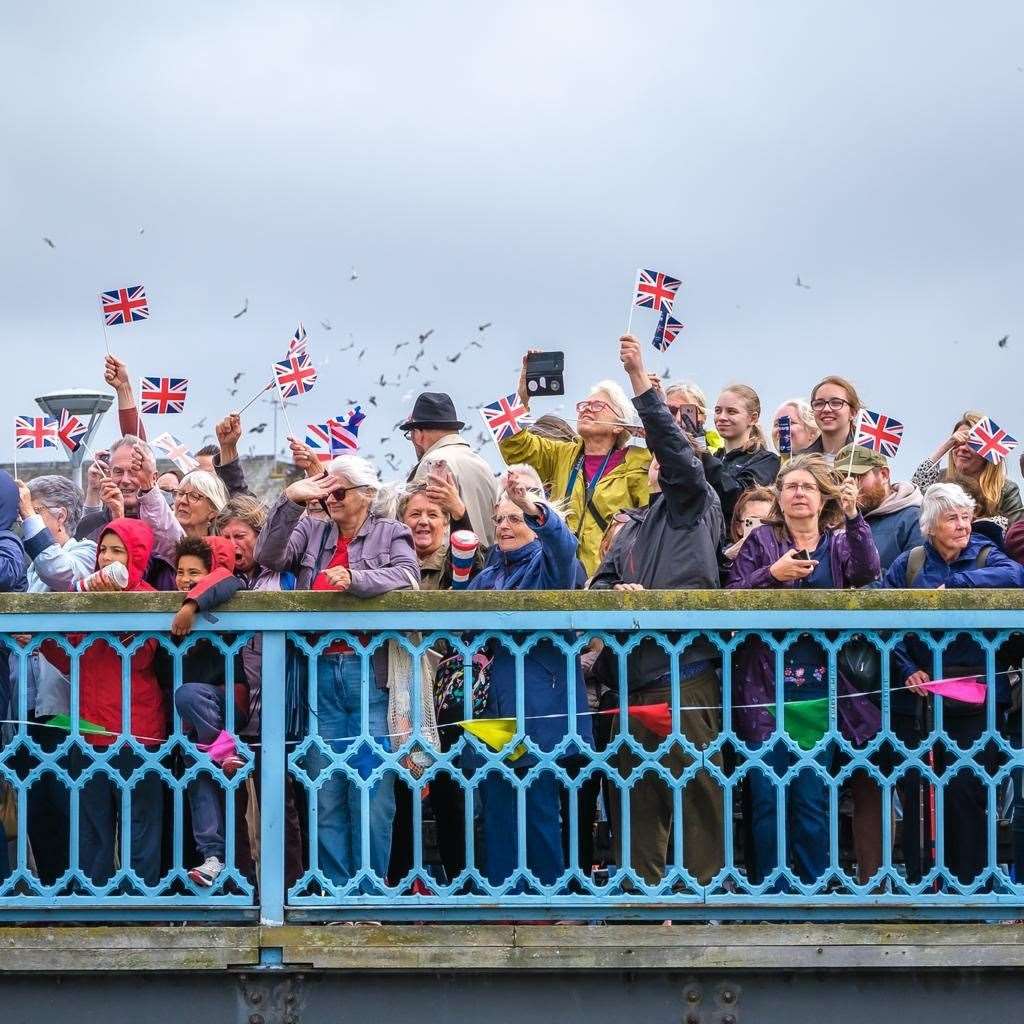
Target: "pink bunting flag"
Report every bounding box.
[920,676,987,704]
[196,729,239,764]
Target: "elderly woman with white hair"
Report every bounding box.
[499,348,652,575]
[881,482,1024,886]
[254,453,420,889]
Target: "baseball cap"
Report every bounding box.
[834,445,889,475]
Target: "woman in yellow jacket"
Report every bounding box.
[498,352,652,575]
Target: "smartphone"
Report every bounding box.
[793,549,812,561]
[525,351,564,396]
[776,414,792,455]
[679,403,700,434]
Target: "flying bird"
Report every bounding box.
[432,363,439,372]
[447,353,461,364]
[406,364,420,374]
[346,397,359,405]
[233,371,245,384]
[249,423,268,434]
[357,349,366,361]
[795,275,811,290]
[385,453,399,470]
[998,335,1009,348]
[377,374,389,387]
[475,431,489,446]
[349,267,359,281]
[367,395,378,407]
[192,417,207,430]
[139,226,145,235]
[418,329,434,343]
[227,387,239,397]
[339,341,355,352]
[393,341,410,355]
[662,367,672,380]
[320,319,332,331]
[467,340,483,349]
[379,436,391,444]
[477,322,492,332]
[42,236,55,249]
[233,298,249,319]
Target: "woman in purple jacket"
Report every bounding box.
[727,454,880,887]
[254,454,420,891]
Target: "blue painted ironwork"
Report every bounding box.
[1,602,1022,923]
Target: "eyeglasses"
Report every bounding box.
[781,481,820,494]
[576,400,612,415]
[176,489,209,505]
[810,398,850,412]
[492,512,526,526]
[327,486,361,501]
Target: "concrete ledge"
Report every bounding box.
[2,923,1023,972]
[0,588,1022,613]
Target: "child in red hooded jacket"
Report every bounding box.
[41,518,165,889]
[168,534,245,887]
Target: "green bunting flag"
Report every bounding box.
[45,714,109,736]
[767,698,829,750]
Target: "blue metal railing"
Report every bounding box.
[1,597,1022,923]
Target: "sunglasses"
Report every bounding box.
[492,512,526,526]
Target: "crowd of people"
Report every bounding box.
[3,336,1024,897]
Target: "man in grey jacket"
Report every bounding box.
[401,393,498,544]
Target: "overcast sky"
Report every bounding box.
[3,2,1023,482]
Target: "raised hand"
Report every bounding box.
[288,436,323,478]
[99,478,125,520]
[838,477,859,519]
[15,480,33,521]
[129,442,157,492]
[504,468,540,516]
[103,354,130,392]
[284,474,334,506]
[424,464,466,519]
[517,348,542,409]
[215,412,242,462]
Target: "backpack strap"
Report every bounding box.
[975,545,991,570]
[906,546,926,587]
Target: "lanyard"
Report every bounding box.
[566,448,615,504]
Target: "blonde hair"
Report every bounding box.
[947,410,1007,515]
[718,384,768,452]
[810,375,862,417]
[768,454,845,531]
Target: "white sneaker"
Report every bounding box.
[188,856,224,887]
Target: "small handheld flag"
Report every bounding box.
[449,530,479,589]
[633,269,681,313]
[100,285,149,326]
[287,322,308,358]
[140,377,189,415]
[15,415,58,450]
[480,393,530,443]
[328,407,365,452]
[151,432,198,473]
[651,308,684,352]
[855,409,904,458]
[305,424,334,463]
[968,417,1018,464]
[273,352,317,399]
[57,410,87,455]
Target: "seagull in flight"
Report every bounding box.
[42,236,55,249]
[249,423,268,434]
[232,371,245,384]
[477,322,491,332]
[795,275,811,290]
[998,334,1009,349]
[227,387,239,397]
[367,395,378,407]
[233,298,249,318]
[357,349,366,361]
[320,319,332,331]
[446,353,462,364]
[349,267,359,281]
[393,341,410,355]
[418,329,434,343]
[192,417,207,429]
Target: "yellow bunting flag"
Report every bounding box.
[458,718,527,762]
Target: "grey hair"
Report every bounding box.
[665,380,708,422]
[110,434,155,461]
[327,453,380,492]
[27,475,85,532]
[179,469,230,512]
[778,398,818,432]
[919,482,976,538]
[497,464,566,520]
[393,482,450,523]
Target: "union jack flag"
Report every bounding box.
[968,416,1018,464]
[100,285,149,326]
[480,393,530,443]
[287,322,308,358]
[651,309,685,352]
[57,409,87,454]
[273,352,317,400]
[15,415,58,450]
[305,424,334,462]
[328,406,365,452]
[633,269,681,313]
[140,377,189,415]
[151,432,199,473]
[854,409,904,459]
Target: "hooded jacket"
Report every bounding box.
[700,446,781,525]
[498,428,652,577]
[468,506,592,757]
[40,519,165,744]
[863,480,923,571]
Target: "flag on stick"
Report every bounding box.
[328,407,365,451]
[967,416,1018,464]
[100,285,149,325]
[633,269,681,313]
[140,377,189,415]
[287,322,309,358]
[479,393,530,443]
[15,415,58,450]
[854,409,904,458]
[651,308,684,352]
[151,432,198,473]
[57,410,87,454]
[273,352,317,399]
[305,424,334,463]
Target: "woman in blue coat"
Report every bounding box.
[468,468,592,888]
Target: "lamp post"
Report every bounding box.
[35,390,113,489]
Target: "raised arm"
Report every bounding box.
[213,412,255,498]
[104,354,147,440]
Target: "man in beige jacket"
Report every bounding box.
[402,392,499,544]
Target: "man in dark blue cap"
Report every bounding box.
[401,392,498,544]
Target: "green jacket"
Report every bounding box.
[498,430,652,575]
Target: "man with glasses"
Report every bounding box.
[401,392,498,544]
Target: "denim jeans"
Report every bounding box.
[748,741,829,887]
[314,654,394,888]
[174,682,228,862]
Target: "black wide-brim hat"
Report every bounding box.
[399,392,465,431]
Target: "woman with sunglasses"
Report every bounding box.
[800,376,862,463]
[467,467,591,889]
[255,454,420,889]
[498,350,652,576]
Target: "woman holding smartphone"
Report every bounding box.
[726,455,880,887]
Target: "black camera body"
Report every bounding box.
[525,351,564,397]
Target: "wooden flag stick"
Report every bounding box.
[238,380,275,415]
[844,412,863,478]
[624,270,639,336]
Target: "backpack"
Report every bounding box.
[905,544,990,587]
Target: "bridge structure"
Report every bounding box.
[1,589,1022,1022]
